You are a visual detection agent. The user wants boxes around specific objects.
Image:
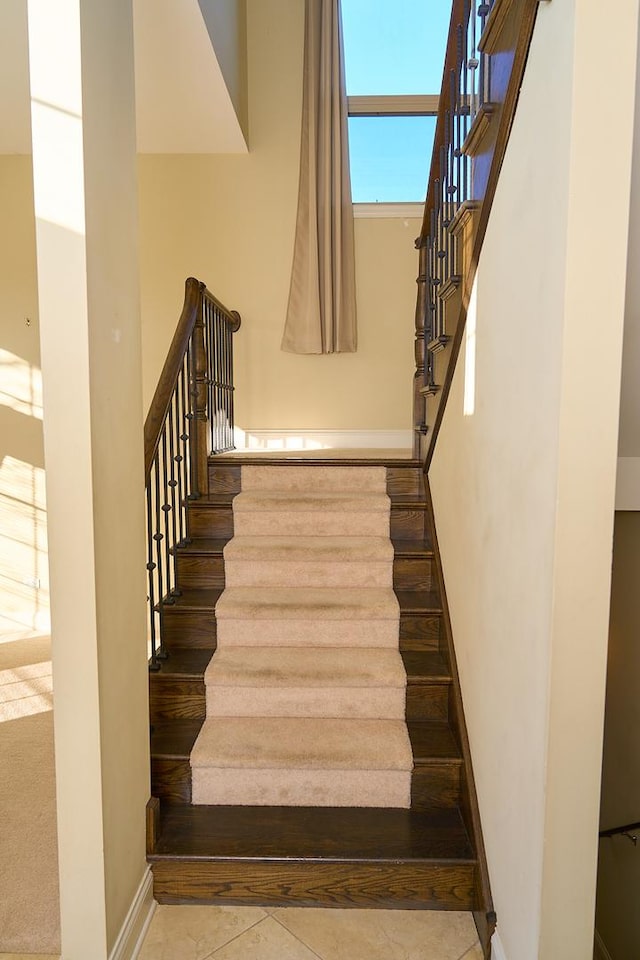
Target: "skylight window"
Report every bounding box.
[341,0,451,205]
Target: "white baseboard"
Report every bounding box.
[108,866,156,960]
[491,931,508,960]
[616,456,640,509]
[594,929,613,960]
[235,428,413,452]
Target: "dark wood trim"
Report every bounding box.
[424,477,495,957]
[146,796,160,854]
[419,0,466,244]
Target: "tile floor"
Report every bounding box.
[137,905,483,960]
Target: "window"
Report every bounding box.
[341,0,451,209]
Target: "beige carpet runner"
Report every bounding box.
[190,465,413,807]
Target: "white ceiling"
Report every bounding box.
[0,0,247,155]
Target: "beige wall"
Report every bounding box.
[198,0,248,138]
[596,512,640,958]
[0,155,48,641]
[28,0,149,953]
[429,2,638,958]
[138,0,418,434]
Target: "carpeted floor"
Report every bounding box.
[0,635,60,954]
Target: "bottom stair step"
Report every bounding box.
[149,803,479,911]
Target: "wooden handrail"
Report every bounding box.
[143,278,241,481]
[412,0,540,467]
[420,0,465,246]
[143,276,241,668]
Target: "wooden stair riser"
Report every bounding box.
[411,763,463,812]
[207,462,425,501]
[400,614,441,651]
[151,860,477,911]
[175,555,225,590]
[150,677,206,721]
[187,502,427,541]
[161,610,217,649]
[152,758,191,805]
[174,550,434,592]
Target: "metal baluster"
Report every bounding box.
[167,398,181,589]
[456,25,463,205]
[146,466,159,670]
[153,451,167,659]
[224,317,228,450]
[203,297,210,457]
[229,322,236,449]
[173,381,185,548]
[216,308,223,452]
[469,0,478,119]
[462,0,470,200]
[160,431,174,608]
[212,306,219,452]
[186,335,197,498]
[178,359,191,540]
[226,322,232,449]
[478,2,491,107]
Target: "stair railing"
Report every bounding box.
[413,0,540,464]
[143,277,241,669]
[599,821,640,845]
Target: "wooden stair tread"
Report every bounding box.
[152,648,213,678]
[176,537,433,557]
[210,455,422,467]
[162,588,223,611]
[153,649,451,685]
[391,538,433,556]
[175,538,231,555]
[395,589,443,614]
[150,804,475,863]
[166,588,443,616]
[402,651,451,683]
[151,719,462,766]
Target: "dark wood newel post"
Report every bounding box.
[412,237,428,459]
[190,286,209,498]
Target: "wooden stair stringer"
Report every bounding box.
[423,476,496,954]
[147,456,484,914]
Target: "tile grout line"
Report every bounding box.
[201,912,272,959]
[457,939,483,960]
[269,912,327,960]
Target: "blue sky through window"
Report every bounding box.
[342,1,451,202]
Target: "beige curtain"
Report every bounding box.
[281,0,357,355]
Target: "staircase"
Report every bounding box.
[147,452,491,938]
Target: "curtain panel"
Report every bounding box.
[281,0,357,355]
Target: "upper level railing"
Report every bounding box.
[143,278,241,668]
[599,821,640,845]
[413,0,540,464]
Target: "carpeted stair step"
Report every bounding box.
[223,535,393,588]
[191,717,413,807]
[232,491,390,537]
[151,718,463,809]
[204,647,407,719]
[215,586,400,647]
